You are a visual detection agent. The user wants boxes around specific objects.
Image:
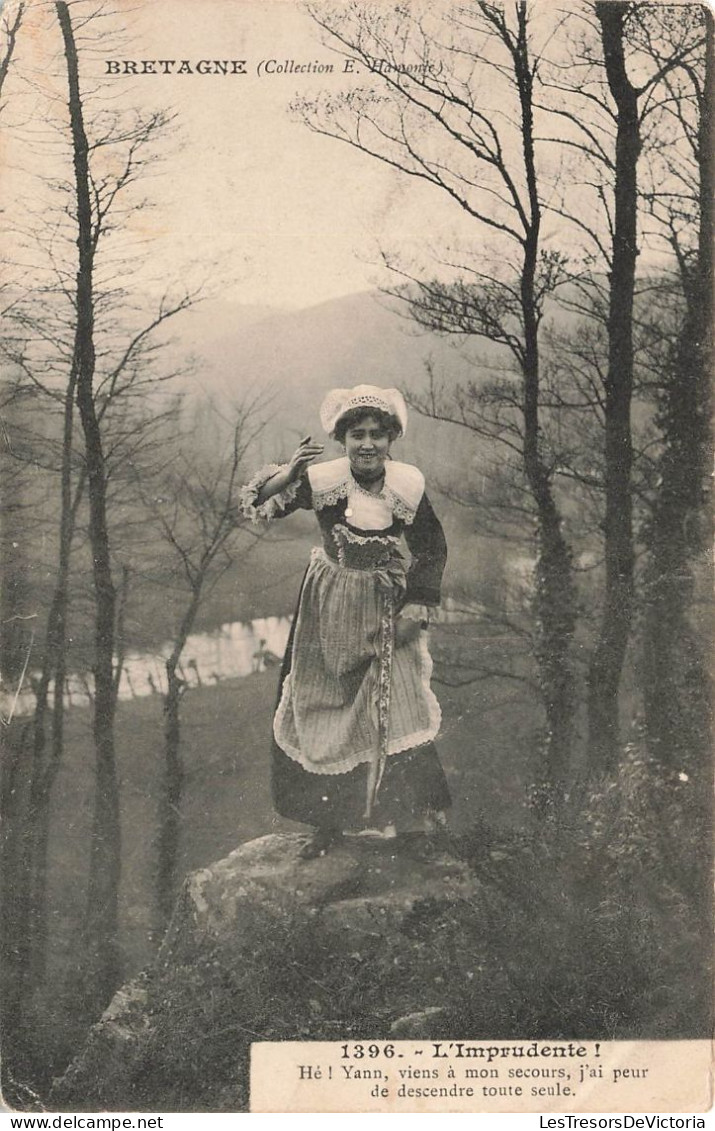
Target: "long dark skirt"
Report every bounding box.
[270,605,451,830]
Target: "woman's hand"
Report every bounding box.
[394,617,422,648]
[288,435,324,481]
[254,437,323,506]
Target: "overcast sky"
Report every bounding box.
[3,0,691,313]
[17,0,448,310]
[130,0,418,308]
[0,1,428,308]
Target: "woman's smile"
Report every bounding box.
[344,416,391,476]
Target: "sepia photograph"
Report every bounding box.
[0,0,712,1115]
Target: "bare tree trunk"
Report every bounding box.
[156,667,184,934]
[25,377,82,987]
[155,588,201,939]
[4,366,83,1005]
[56,0,121,1014]
[112,565,130,708]
[0,720,34,1077]
[0,424,33,685]
[587,2,639,771]
[515,4,575,792]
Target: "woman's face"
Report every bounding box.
[343,415,392,477]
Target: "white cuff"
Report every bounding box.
[239,463,300,522]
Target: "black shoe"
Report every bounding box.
[299,827,344,860]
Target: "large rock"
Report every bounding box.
[51,832,485,1112]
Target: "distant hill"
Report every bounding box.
[171,289,496,485]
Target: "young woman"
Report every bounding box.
[241,385,450,857]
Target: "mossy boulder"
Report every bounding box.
[51,832,485,1112]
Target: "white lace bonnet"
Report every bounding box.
[319,385,408,438]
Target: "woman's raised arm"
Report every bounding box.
[240,436,323,521]
[255,436,323,504]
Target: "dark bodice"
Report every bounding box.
[284,476,447,607]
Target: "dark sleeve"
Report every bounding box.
[402,491,447,606]
[281,472,313,515]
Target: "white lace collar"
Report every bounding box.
[308,457,424,525]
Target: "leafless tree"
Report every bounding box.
[297,0,579,795]
[536,1,706,768]
[135,399,266,937]
[1,0,200,1029]
[1,292,197,1010]
[0,1,23,104]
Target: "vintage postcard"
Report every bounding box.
[0,0,711,1117]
